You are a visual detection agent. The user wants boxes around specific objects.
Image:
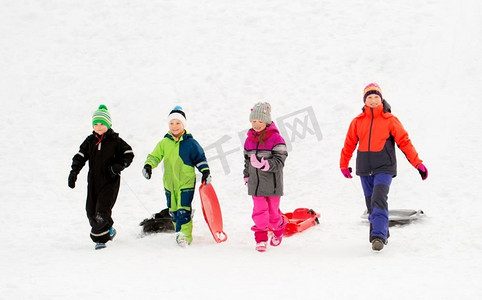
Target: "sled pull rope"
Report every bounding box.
[121,177,152,215]
[348,178,367,198]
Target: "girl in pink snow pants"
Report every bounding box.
[243,102,288,252]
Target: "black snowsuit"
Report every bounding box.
[71,129,134,243]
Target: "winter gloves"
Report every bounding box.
[108,164,124,179]
[341,167,352,178]
[68,170,77,188]
[69,163,125,188]
[143,164,211,185]
[250,154,270,171]
[417,164,428,180]
[341,165,428,180]
[142,164,152,180]
[201,170,212,185]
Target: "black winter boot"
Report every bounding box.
[372,238,385,251]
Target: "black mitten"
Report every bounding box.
[201,170,211,185]
[143,164,152,180]
[108,164,124,178]
[68,170,77,189]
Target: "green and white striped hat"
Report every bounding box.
[92,104,112,129]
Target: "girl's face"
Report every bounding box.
[169,119,185,137]
[251,120,267,132]
[93,123,108,135]
[365,94,382,108]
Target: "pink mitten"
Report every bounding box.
[417,164,428,180]
[250,154,269,171]
[341,167,353,178]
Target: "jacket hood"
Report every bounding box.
[92,128,118,139]
[165,130,192,141]
[247,121,280,143]
[362,99,391,114]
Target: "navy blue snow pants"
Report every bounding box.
[360,173,392,241]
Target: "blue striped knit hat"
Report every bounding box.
[92,104,112,129]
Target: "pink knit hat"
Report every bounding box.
[363,83,383,101]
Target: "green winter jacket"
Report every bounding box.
[145,131,209,192]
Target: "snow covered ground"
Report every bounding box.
[1,0,482,298]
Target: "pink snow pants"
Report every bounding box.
[251,196,285,242]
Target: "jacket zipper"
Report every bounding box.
[254,142,260,196]
[368,108,374,175]
[96,134,104,151]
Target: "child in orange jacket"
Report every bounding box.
[340,83,428,251]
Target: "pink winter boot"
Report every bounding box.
[270,216,288,247]
[254,231,268,252]
[256,241,267,252]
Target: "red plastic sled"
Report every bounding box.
[199,183,228,243]
[282,208,320,237]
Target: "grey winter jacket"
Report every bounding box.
[243,122,288,196]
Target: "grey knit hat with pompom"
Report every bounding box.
[249,102,272,124]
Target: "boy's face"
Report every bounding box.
[251,120,267,132]
[365,94,382,108]
[93,123,108,135]
[169,119,185,137]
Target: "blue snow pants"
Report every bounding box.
[360,173,392,241]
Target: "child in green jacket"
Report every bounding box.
[142,106,211,246]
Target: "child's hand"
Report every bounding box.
[68,170,77,188]
[108,164,124,179]
[417,164,428,180]
[201,170,211,185]
[143,165,152,180]
[341,167,353,178]
[244,177,249,185]
[250,154,269,171]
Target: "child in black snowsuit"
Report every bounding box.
[68,104,134,250]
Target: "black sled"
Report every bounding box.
[139,208,175,234]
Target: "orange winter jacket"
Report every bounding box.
[340,101,422,177]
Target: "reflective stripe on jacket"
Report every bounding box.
[145,131,209,192]
[243,122,288,196]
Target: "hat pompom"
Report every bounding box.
[168,105,187,128]
[92,104,112,129]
